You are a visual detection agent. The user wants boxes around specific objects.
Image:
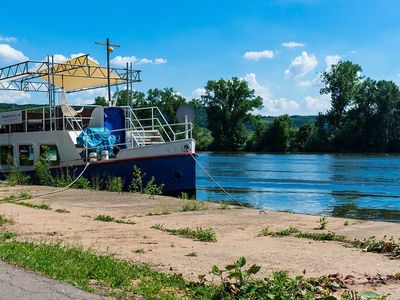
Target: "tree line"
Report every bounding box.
[95,60,400,153]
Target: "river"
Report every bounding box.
[195,152,400,222]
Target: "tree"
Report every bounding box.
[320,61,362,130]
[94,96,107,106]
[114,90,146,107]
[201,78,263,151]
[255,115,294,152]
[146,88,187,123]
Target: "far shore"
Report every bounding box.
[0,183,399,297]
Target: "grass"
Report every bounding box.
[186,251,197,257]
[94,215,135,225]
[12,201,52,210]
[55,208,70,213]
[181,200,208,212]
[18,192,32,199]
[133,248,145,254]
[262,226,399,259]
[0,214,14,227]
[151,224,217,242]
[146,208,171,216]
[0,239,389,299]
[0,231,17,240]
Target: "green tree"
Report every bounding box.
[146,88,187,123]
[114,90,146,107]
[320,61,362,130]
[255,115,294,152]
[201,78,263,151]
[94,96,107,106]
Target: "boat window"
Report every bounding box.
[0,145,14,165]
[39,145,60,165]
[19,145,34,166]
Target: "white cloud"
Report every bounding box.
[0,91,31,104]
[325,54,341,69]
[281,41,305,48]
[0,44,28,63]
[349,50,357,54]
[0,36,17,43]
[284,51,317,79]
[67,87,107,105]
[242,73,299,115]
[243,50,275,61]
[154,58,167,64]
[110,55,167,66]
[49,53,99,64]
[304,94,331,114]
[191,87,206,98]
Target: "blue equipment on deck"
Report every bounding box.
[77,127,116,154]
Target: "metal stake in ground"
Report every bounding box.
[95,38,120,106]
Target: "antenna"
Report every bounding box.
[95,38,120,106]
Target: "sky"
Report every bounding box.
[1,0,400,116]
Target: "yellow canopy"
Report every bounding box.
[40,55,125,92]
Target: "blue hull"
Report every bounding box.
[1,154,196,197]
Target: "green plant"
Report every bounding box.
[55,208,70,213]
[143,177,164,196]
[94,214,115,222]
[18,192,32,199]
[274,226,300,237]
[73,177,91,189]
[2,195,16,202]
[7,168,30,186]
[317,216,328,230]
[129,165,145,193]
[146,208,170,216]
[344,220,349,226]
[351,236,400,259]
[259,227,271,236]
[151,224,217,242]
[115,219,136,225]
[34,150,52,185]
[219,202,229,209]
[51,169,73,187]
[179,192,189,200]
[106,176,123,193]
[12,201,51,210]
[186,251,197,257]
[134,248,145,254]
[181,200,208,212]
[0,214,13,227]
[91,175,103,190]
[0,231,17,240]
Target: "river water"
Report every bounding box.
[195,153,400,222]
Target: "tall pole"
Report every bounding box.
[95,38,120,106]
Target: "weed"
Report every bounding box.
[219,202,229,209]
[179,192,189,200]
[2,195,16,202]
[143,177,164,197]
[106,176,123,193]
[134,248,145,254]
[273,226,300,237]
[7,168,30,186]
[55,208,70,214]
[317,216,328,230]
[146,208,170,216]
[34,150,52,185]
[351,236,400,259]
[73,177,91,189]
[344,220,349,226]
[18,192,32,199]
[129,165,145,193]
[13,201,51,210]
[91,175,103,190]
[115,219,136,225]
[186,251,197,257]
[259,227,271,236]
[0,231,17,240]
[181,201,208,212]
[151,224,217,242]
[295,231,346,242]
[94,214,115,222]
[0,214,13,227]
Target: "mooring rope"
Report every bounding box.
[186,150,247,209]
[2,161,91,202]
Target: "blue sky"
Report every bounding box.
[1,0,400,115]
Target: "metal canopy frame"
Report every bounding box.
[0,54,141,94]
[0,54,141,130]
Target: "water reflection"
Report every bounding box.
[196,152,400,223]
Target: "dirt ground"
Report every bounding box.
[0,184,399,298]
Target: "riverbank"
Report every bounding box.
[0,184,399,298]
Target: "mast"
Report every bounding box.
[95,38,120,106]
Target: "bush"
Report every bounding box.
[73,177,91,189]
[129,165,144,193]
[34,153,52,185]
[7,168,30,186]
[143,177,164,196]
[106,177,123,192]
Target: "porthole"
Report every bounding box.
[173,170,182,181]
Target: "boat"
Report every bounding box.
[0,44,196,196]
